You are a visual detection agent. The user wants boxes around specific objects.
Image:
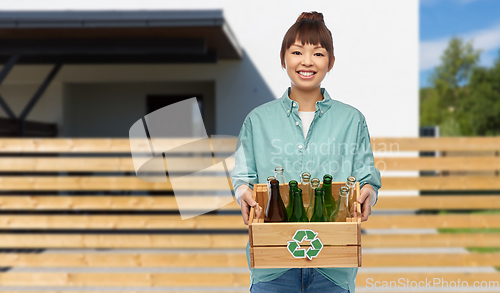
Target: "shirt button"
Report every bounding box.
[298,145,303,149]
[295,121,299,125]
[321,111,323,114]
[293,103,296,107]
[287,110,290,114]
[307,146,309,150]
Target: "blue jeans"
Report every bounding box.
[250,268,350,293]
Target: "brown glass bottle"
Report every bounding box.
[266,179,288,222]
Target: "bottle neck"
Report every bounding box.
[314,195,324,214]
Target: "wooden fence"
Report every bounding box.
[0,137,498,292]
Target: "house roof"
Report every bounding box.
[0,10,242,64]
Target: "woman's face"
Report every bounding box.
[284,39,334,91]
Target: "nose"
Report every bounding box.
[301,54,313,66]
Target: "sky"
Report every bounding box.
[420,0,500,87]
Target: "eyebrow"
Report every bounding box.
[292,43,324,49]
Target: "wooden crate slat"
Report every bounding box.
[252,222,360,246]
[253,246,358,268]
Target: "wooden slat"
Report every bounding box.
[0,138,237,153]
[0,234,499,248]
[0,272,498,287]
[0,195,498,211]
[0,196,241,210]
[0,215,247,229]
[253,246,358,268]
[375,157,500,171]
[1,137,499,152]
[252,222,359,246]
[0,253,248,267]
[376,196,500,210]
[0,177,232,191]
[380,176,500,190]
[371,137,500,151]
[0,272,250,287]
[363,214,500,229]
[2,252,500,268]
[0,157,235,172]
[0,176,498,191]
[1,156,499,172]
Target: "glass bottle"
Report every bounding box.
[323,174,336,219]
[266,179,287,222]
[310,187,329,222]
[288,188,308,222]
[265,176,276,218]
[286,180,298,221]
[300,172,312,209]
[346,176,357,218]
[332,186,349,222]
[307,178,320,220]
[274,166,287,204]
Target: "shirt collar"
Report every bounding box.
[280,87,332,118]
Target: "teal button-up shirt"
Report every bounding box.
[230,87,381,292]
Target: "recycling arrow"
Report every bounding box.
[287,229,323,260]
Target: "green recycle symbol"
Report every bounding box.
[287,229,323,260]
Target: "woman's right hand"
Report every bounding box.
[238,186,262,225]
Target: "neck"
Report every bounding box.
[289,85,323,111]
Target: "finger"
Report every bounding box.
[241,202,250,225]
[362,203,370,222]
[357,189,369,204]
[255,205,262,220]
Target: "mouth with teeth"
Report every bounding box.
[296,71,317,79]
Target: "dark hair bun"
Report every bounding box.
[296,11,324,23]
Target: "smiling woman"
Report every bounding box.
[230,10,381,293]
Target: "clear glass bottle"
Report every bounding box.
[332,186,349,222]
[286,180,298,221]
[266,179,288,223]
[300,172,312,209]
[265,176,276,218]
[310,187,329,222]
[307,178,320,220]
[274,166,287,204]
[346,176,356,218]
[289,188,308,222]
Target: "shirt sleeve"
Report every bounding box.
[230,117,258,206]
[352,114,382,206]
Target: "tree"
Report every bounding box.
[419,36,500,136]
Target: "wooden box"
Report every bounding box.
[249,182,361,268]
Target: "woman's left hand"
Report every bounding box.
[353,184,376,222]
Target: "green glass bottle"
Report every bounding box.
[306,177,320,220]
[266,179,288,223]
[310,187,329,222]
[286,180,298,221]
[323,174,336,220]
[289,188,308,222]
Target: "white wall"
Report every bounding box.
[0,0,418,138]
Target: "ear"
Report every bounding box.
[328,56,335,72]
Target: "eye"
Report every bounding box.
[315,53,325,56]
[292,51,301,55]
